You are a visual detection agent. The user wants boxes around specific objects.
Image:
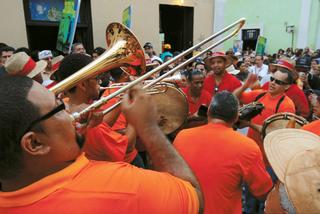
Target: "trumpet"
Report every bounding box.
[53,18,246,120]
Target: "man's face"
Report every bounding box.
[190,74,204,92]
[84,77,101,101]
[255,56,263,66]
[1,51,13,65]
[195,64,206,75]
[43,57,53,71]
[144,47,153,55]
[209,57,226,76]
[25,81,81,162]
[239,63,248,72]
[92,53,99,60]
[74,44,86,54]
[268,70,290,96]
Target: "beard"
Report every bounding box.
[75,133,86,149]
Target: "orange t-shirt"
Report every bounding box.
[302,120,320,136]
[182,87,212,115]
[0,154,199,214]
[101,88,127,131]
[101,88,137,163]
[84,123,128,162]
[173,123,272,214]
[240,90,295,163]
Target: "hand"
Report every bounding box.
[121,85,158,133]
[237,119,251,129]
[69,103,104,132]
[244,73,258,88]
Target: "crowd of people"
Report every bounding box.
[0,37,319,214]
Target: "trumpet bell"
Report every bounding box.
[50,22,146,94]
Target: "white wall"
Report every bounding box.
[0,0,28,48]
[91,0,214,54]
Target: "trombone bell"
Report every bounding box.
[50,22,146,95]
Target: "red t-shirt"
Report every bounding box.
[182,87,212,115]
[0,154,199,214]
[240,90,296,164]
[203,72,241,96]
[302,120,320,136]
[174,123,272,214]
[262,82,310,118]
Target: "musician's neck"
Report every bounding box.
[208,118,233,127]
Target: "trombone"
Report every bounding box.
[64,18,246,120]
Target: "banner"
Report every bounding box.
[255,36,267,55]
[122,6,132,28]
[56,0,81,53]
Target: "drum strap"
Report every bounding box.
[254,92,285,113]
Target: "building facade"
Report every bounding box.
[216,0,320,54]
[0,0,214,55]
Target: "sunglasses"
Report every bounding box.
[270,76,288,85]
[21,100,66,136]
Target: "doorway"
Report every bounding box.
[241,29,260,52]
[159,4,194,52]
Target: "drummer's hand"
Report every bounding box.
[237,119,251,129]
[121,85,158,132]
[244,73,258,88]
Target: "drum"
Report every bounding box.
[262,112,308,139]
[151,83,188,134]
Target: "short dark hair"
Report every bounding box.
[187,69,204,82]
[0,76,43,179]
[93,47,106,56]
[208,91,239,123]
[14,47,31,56]
[278,68,294,84]
[55,54,93,93]
[109,67,124,81]
[0,46,15,57]
[71,42,84,52]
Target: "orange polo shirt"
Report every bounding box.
[302,120,320,136]
[0,154,199,214]
[174,123,272,214]
[85,123,137,163]
[240,90,295,164]
[101,87,127,131]
[182,87,212,115]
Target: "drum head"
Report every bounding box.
[151,84,188,134]
[262,113,308,138]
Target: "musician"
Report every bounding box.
[203,52,241,96]
[55,54,139,164]
[182,69,212,116]
[233,69,296,165]
[174,91,272,214]
[0,76,202,213]
[261,58,310,118]
[302,95,320,135]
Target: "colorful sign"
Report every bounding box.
[56,0,81,53]
[255,36,267,55]
[233,40,243,53]
[122,6,132,28]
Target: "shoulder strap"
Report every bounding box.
[275,95,285,113]
[254,92,267,102]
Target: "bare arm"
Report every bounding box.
[122,86,204,213]
[103,105,122,127]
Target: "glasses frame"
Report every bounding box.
[270,76,288,85]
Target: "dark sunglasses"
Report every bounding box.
[23,100,66,135]
[270,76,288,85]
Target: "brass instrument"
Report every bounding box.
[71,18,246,120]
[49,22,146,94]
